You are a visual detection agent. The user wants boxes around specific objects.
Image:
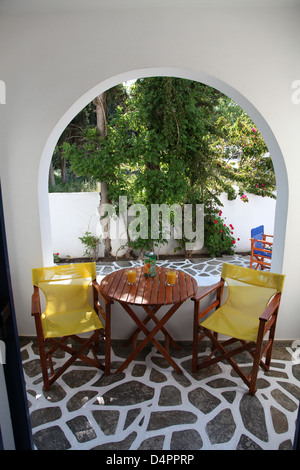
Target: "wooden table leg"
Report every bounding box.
[116,301,184,374]
[142,305,181,351]
[123,305,160,347]
[124,305,181,352]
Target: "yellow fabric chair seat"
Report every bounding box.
[42,307,104,339]
[201,304,261,343]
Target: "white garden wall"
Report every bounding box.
[49,191,276,259]
[50,192,100,259]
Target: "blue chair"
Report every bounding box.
[250,225,273,270]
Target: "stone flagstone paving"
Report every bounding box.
[20,256,300,450]
[95,253,251,286]
[21,338,300,450]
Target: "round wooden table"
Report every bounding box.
[100,266,198,374]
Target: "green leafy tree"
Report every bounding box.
[57,78,275,259]
[210,108,274,201]
[200,100,275,257]
[50,104,96,190]
[64,85,130,256]
[123,77,225,254]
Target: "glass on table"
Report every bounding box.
[166,269,176,286]
[127,268,137,285]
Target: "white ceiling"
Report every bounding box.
[1,0,299,14]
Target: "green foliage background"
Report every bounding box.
[50,77,275,257]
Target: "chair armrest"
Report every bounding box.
[250,238,273,255]
[250,237,273,247]
[191,280,224,302]
[262,239,273,247]
[259,293,281,322]
[92,279,101,293]
[92,280,113,304]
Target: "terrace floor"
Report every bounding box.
[20,255,300,450]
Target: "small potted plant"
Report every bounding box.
[78,231,102,261]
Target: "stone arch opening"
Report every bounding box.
[39,67,288,272]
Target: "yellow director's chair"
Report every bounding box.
[31,262,111,390]
[192,263,285,395]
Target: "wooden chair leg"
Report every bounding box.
[33,311,50,390]
[93,283,111,375]
[192,300,200,372]
[197,327,268,396]
[265,340,274,370]
[250,254,253,269]
[264,312,278,369]
[105,302,111,375]
[249,344,263,396]
[43,332,106,390]
[38,337,51,391]
[248,318,270,395]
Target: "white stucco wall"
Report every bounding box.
[50,192,101,259]
[49,192,276,258]
[0,1,299,338]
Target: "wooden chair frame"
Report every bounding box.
[192,279,282,395]
[31,279,112,391]
[250,233,273,270]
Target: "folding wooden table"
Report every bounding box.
[100,266,198,374]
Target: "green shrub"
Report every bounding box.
[204,208,236,258]
[78,231,102,261]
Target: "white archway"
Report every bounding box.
[39,67,288,271]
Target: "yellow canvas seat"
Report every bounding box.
[31,262,112,390]
[192,263,285,395]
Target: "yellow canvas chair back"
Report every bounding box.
[214,263,285,342]
[222,262,284,291]
[32,262,103,338]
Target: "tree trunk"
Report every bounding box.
[93,93,112,258]
[59,146,68,184]
[49,162,55,187]
[94,94,107,138]
[99,180,112,258]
